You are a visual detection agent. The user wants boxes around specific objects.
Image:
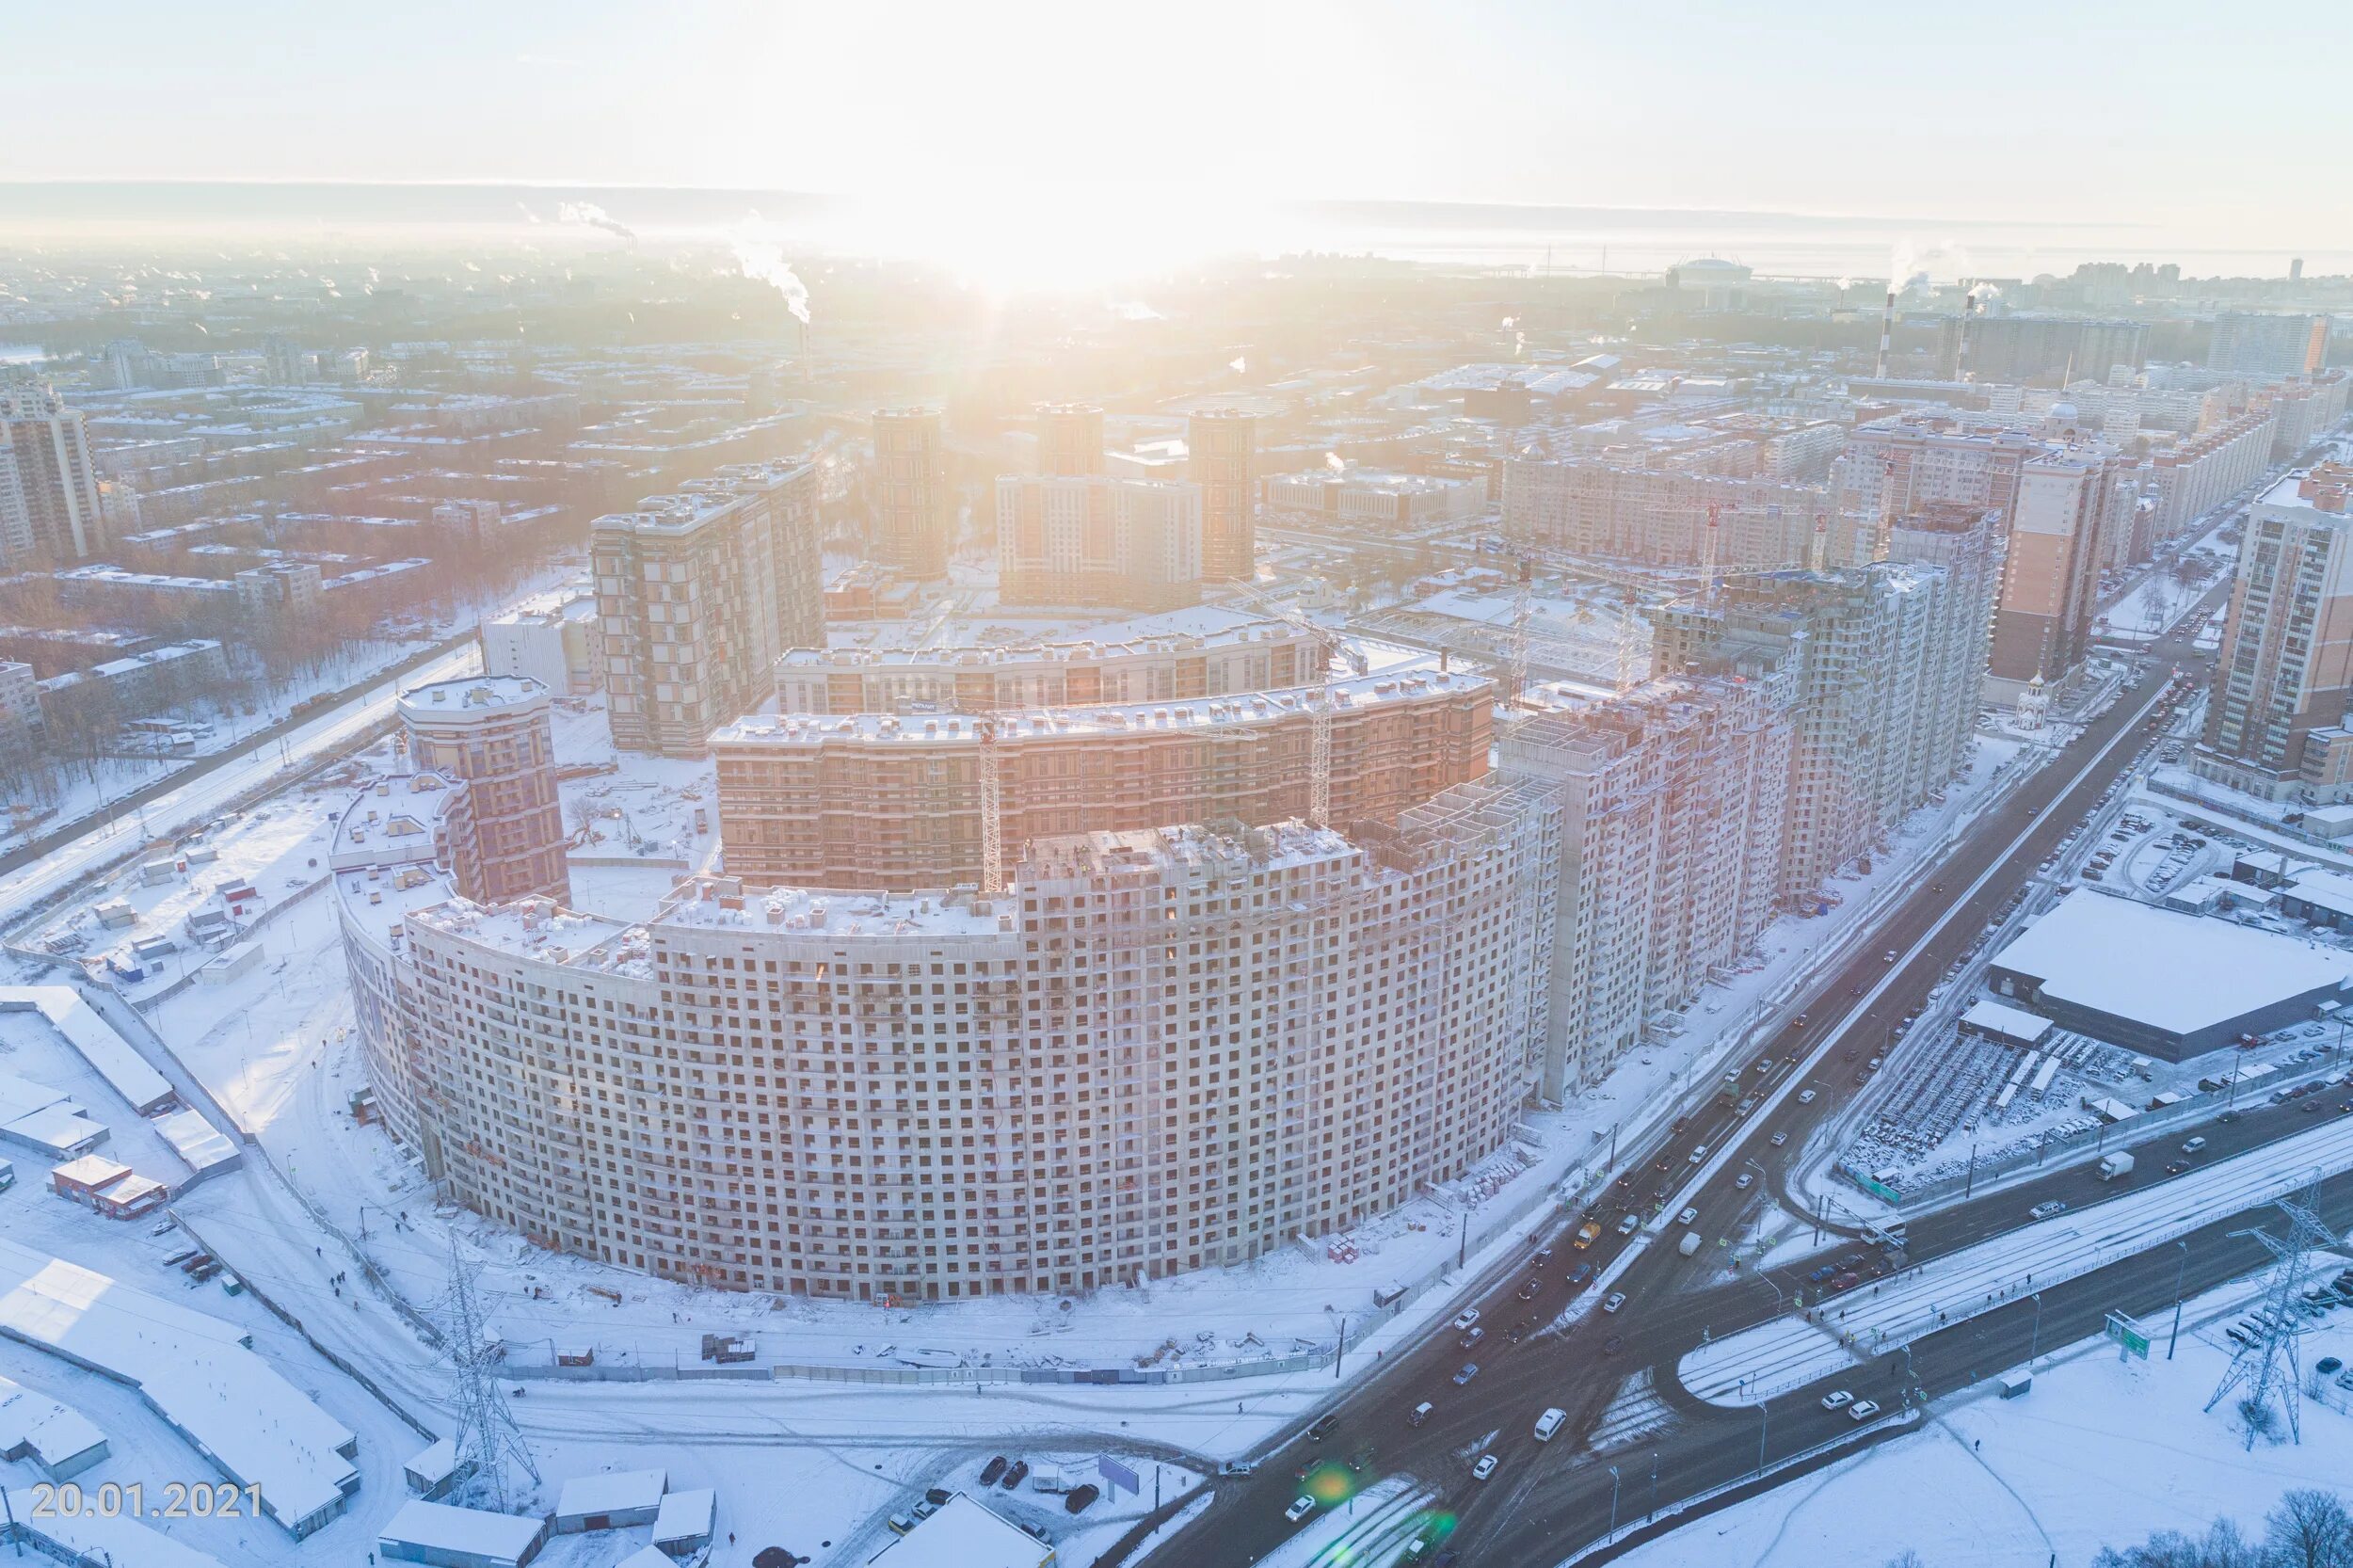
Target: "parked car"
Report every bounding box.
[1849,1400,1881,1422]
[1820,1389,1853,1410]
[979,1456,1009,1487]
[1001,1461,1030,1491]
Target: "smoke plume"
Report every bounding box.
[558,200,637,243]
[730,211,812,326]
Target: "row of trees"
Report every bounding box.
[1877,1489,2353,1568]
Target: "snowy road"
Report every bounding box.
[0,641,479,929]
[1681,1107,2353,1404]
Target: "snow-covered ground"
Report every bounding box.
[1616,1268,2353,1568]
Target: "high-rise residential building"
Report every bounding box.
[2194,464,2353,802]
[263,334,308,386]
[1501,456,1836,567]
[1936,315,2148,384]
[397,676,570,906]
[2143,407,2278,543]
[1885,503,2006,753]
[1651,560,1991,904]
[0,379,107,566]
[872,408,952,576]
[1501,678,1791,1096]
[1188,408,1259,580]
[1840,416,2121,690]
[591,459,822,756]
[338,775,1559,1299]
[713,665,1495,889]
[995,472,1203,611]
[0,660,41,775]
[2208,312,2331,378]
[2264,373,2351,462]
[1035,403,1105,477]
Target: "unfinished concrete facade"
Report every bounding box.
[340,776,1558,1300]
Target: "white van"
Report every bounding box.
[1534,1407,1568,1443]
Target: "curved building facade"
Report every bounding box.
[337,776,1558,1300]
[713,667,1494,889]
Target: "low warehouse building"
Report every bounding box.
[552,1467,666,1532]
[1987,891,2353,1061]
[376,1498,548,1568]
[0,1375,110,1480]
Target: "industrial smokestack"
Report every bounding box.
[1875,288,1896,380]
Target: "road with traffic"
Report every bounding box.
[1128,596,2287,1566]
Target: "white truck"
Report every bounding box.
[1677,1231,1705,1257]
[2096,1151,2136,1181]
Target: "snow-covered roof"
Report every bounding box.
[0,1374,108,1468]
[554,1466,666,1520]
[377,1498,545,1564]
[0,1493,228,1568]
[652,1485,715,1546]
[1991,893,2353,1035]
[0,986,175,1113]
[2283,869,2353,919]
[866,1493,1053,1568]
[0,1236,358,1533]
[153,1107,240,1173]
[1960,998,2055,1046]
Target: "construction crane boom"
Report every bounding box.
[977,716,1004,897]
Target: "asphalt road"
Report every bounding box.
[1132,601,2261,1567]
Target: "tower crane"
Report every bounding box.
[1505,554,1534,723]
[1615,584,1645,694]
[1702,500,1723,604]
[976,715,1004,897]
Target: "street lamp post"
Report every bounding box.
[2028,1291,2043,1368]
[2168,1241,2190,1360]
[1756,1402,1769,1477]
[1649,1450,1659,1522]
[1608,1464,1621,1541]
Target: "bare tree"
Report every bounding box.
[2266,1490,2353,1568]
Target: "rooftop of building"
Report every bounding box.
[717,664,1486,749]
[589,458,815,537]
[776,616,1314,673]
[397,675,551,720]
[2262,461,2353,516]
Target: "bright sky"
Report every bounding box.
[7,0,2346,246]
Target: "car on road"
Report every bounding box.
[2029,1200,2068,1221]
[1808,1264,1838,1284]
[1770,1131,1789,1147]
[1601,1291,1627,1314]
[1450,1307,1481,1331]
[1602,1335,1625,1355]
[1409,1401,1433,1427]
[1735,1173,1754,1191]
[1307,1415,1341,1442]
[1883,950,1897,963]
[1799,1089,1818,1105]
[1617,1213,1641,1236]
[1849,1400,1881,1422]
[1533,1248,1554,1267]
[1820,1389,1853,1410]
[1453,1363,1480,1386]
[1677,1207,1700,1226]
[1518,1280,1542,1302]
[1833,1271,1861,1291]
[2182,1137,2206,1155]
[1568,1262,1596,1288]
[1689,1144,1710,1164]
[1737,1096,1758,1115]
[1458,1326,1485,1350]
[2166,1160,2188,1176]
[1471,1455,1499,1481]
[1287,1496,1318,1524]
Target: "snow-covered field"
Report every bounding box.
[1618,1270,2353,1568]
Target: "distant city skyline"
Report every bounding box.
[9,0,2351,274]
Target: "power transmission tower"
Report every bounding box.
[437,1235,540,1511]
[2203,1184,2338,1447]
